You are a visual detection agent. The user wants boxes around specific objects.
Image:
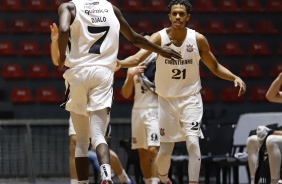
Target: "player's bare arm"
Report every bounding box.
[122,66,145,98]
[266,72,282,103]
[197,32,246,96]
[50,23,60,66]
[112,6,181,63]
[57,3,73,67]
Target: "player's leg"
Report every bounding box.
[138,148,151,184]
[246,135,259,184]
[88,150,100,174]
[157,142,174,184]
[186,135,201,183]
[89,109,112,183]
[145,107,160,184]
[69,118,78,184]
[70,134,78,184]
[266,135,282,184]
[109,149,132,184]
[71,112,91,184]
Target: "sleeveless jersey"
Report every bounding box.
[133,53,158,108]
[155,28,201,97]
[65,0,120,70]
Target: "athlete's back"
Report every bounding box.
[65,0,120,69]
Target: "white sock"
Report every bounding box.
[118,169,131,183]
[151,177,160,184]
[70,179,78,184]
[78,180,89,184]
[144,178,151,184]
[100,164,112,180]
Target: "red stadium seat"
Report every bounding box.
[27,64,50,79]
[10,19,32,33]
[2,64,25,79]
[220,87,243,102]
[118,42,139,57]
[187,20,202,32]
[50,0,68,11]
[113,88,134,103]
[239,63,262,78]
[201,87,216,102]
[228,20,253,34]
[107,0,118,6]
[265,0,282,12]
[248,42,271,56]
[36,87,61,103]
[249,86,268,102]
[43,42,51,56]
[0,41,16,56]
[10,88,34,103]
[270,63,282,78]
[52,66,67,78]
[254,20,279,34]
[26,0,47,11]
[240,0,264,12]
[1,0,22,11]
[133,20,154,34]
[217,0,240,12]
[220,42,244,56]
[19,41,41,56]
[35,19,53,34]
[146,0,167,12]
[204,20,227,34]
[122,0,144,12]
[193,0,217,12]
[0,20,8,33]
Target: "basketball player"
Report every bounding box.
[247,72,282,184]
[55,0,181,183]
[122,34,160,184]
[118,0,246,183]
[50,23,132,184]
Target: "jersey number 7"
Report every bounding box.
[87,26,110,54]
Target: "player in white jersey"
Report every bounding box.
[247,73,282,184]
[118,1,246,183]
[54,0,181,183]
[122,34,160,184]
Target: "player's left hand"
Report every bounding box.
[50,23,58,41]
[234,77,246,96]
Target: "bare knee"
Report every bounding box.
[148,146,159,159]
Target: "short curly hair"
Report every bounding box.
[168,0,192,13]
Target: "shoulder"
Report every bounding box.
[58,2,75,11]
[195,32,209,50]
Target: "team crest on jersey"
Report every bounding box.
[186,44,193,52]
[132,137,137,144]
[160,128,165,136]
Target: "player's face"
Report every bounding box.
[169,4,190,30]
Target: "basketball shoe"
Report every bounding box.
[158,178,172,184]
[101,178,113,184]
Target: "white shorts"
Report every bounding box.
[158,93,204,142]
[131,107,160,149]
[63,66,114,116]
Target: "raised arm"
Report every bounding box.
[50,23,60,66]
[122,66,145,98]
[57,3,72,67]
[112,5,181,64]
[266,72,282,103]
[197,32,246,96]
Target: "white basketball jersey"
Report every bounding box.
[65,0,120,70]
[155,28,202,97]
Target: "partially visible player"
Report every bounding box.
[122,33,160,184]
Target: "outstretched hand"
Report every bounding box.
[234,77,246,96]
[159,42,182,60]
[50,23,58,41]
